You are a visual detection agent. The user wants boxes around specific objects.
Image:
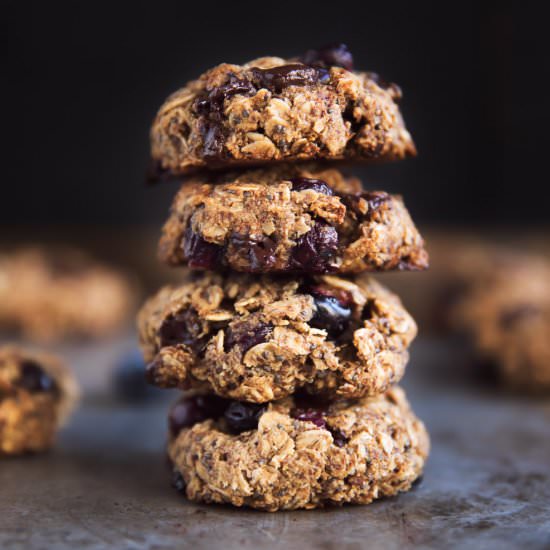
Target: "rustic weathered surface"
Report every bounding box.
[1,335,549,549]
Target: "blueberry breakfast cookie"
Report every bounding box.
[159,165,428,274]
[450,248,550,391]
[0,346,78,455]
[167,386,429,510]
[150,44,415,176]
[138,271,416,402]
[0,247,135,342]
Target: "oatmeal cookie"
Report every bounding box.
[150,44,415,176]
[0,247,135,342]
[138,271,416,402]
[450,248,550,391]
[159,165,428,274]
[0,346,78,455]
[167,386,429,511]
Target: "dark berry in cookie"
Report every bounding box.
[182,226,222,270]
[290,221,338,273]
[159,309,206,353]
[301,43,354,71]
[309,289,352,339]
[224,402,266,434]
[18,360,57,393]
[307,284,354,307]
[291,402,349,446]
[230,234,277,272]
[291,407,327,428]
[250,64,329,92]
[363,191,391,212]
[342,191,390,219]
[195,74,257,160]
[330,428,349,448]
[224,322,273,353]
[290,177,333,196]
[169,395,227,436]
[196,75,255,117]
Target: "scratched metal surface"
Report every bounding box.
[1,334,549,550]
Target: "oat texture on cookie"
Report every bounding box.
[140,43,429,510]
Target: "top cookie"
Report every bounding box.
[150,44,415,175]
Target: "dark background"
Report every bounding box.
[3,0,549,226]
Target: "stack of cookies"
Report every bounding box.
[138,44,430,511]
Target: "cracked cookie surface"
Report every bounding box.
[159,165,428,274]
[138,271,416,403]
[0,247,135,342]
[168,386,429,511]
[150,44,415,175]
[0,346,78,455]
[449,248,550,392]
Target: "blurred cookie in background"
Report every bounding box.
[0,346,79,455]
[445,247,550,392]
[0,247,137,342]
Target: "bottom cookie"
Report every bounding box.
[168,387,429,511]
[0,346,78,455]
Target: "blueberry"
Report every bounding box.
[159,308,207,354]
[198,74,256,115]
[224,322,273,353]
[362,191,390,212]
[306,284,353,306]
[291,403,349,447]
[230,234,278,272]
[342,191,390,220]
[201,124,226,160]
[112,349,161,402]
[171,470,187,493]
[301,43,354,71]
[290,220,338,273]
[224,402,266,434]
[169,395,227,436]
[182,225,223,270]
[291,408,327,429]
[18,360,57,393]
[250,64,326,92]
[290,177,333,196]
[330,427,349,448]
[196,74,257,159]
[309,293,352,339]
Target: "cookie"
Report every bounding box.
[167,386,429,511]
[0,247,135,342]
[450,248,550,391]
[150,44,415,176]
[159,165,428,274]
[0,346,78,455]
[138,271,416,403]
